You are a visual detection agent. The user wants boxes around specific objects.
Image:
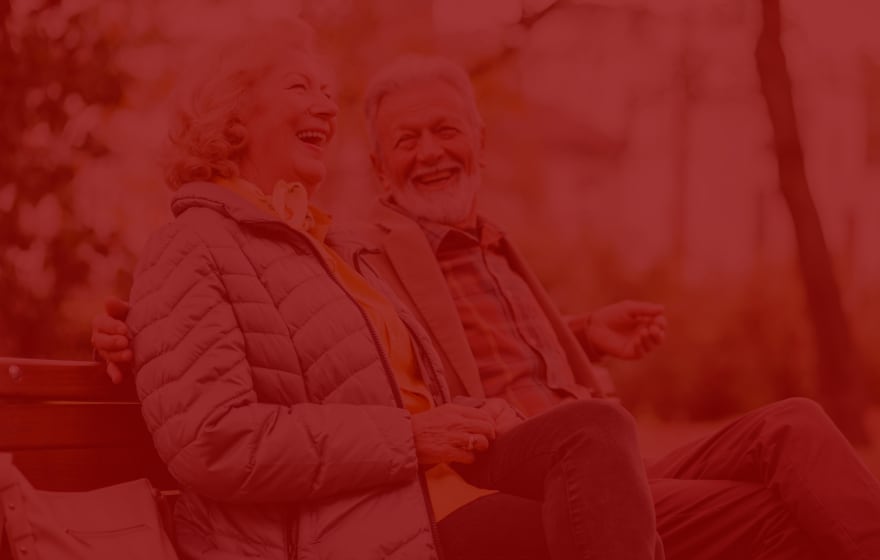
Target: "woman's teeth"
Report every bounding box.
[296,130,327,145]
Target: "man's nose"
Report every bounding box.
[416,132,443,163]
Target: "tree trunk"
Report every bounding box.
[755,0,868,443]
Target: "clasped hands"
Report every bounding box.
[411,399,523,466]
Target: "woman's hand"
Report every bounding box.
[411,404,496,466]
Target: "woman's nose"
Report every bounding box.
[310,93,338,120]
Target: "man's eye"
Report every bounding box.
[438,127,459,139]
[396,136,416,149]
[287,83,307,91]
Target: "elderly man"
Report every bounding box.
[354,54,880,559]
[94,55,880,559]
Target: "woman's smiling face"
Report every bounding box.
[241,51,338,196]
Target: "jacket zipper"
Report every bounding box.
[351,249,449,405]
[284,509,297,560]
[349,251,447,559]
[272,226,446,560]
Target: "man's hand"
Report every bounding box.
[90,297,132,384]
[585,300,667,360]
[411,404,496,466]
[480,398,524,436]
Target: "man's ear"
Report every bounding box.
[479,125,488,168]
[370,152,391,192]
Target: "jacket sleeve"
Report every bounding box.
[128,223,418,504]
[566,313,605,362]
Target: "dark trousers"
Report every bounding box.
[648,397,880,560]
[442,400,661,559]
[439,398,880,559]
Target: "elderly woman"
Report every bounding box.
[125,19,660,560]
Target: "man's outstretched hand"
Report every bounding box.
[90,296,132,384]
[585,300,667,360]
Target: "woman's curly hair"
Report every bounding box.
[163,20,316,189]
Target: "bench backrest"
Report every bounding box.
[0,357,176,492]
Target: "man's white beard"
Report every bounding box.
[393,170,480,226]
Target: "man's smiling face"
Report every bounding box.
[372,78,484,227]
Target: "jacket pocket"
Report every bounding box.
[66,523,149,541]
[65,524,172,559]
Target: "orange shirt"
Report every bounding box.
[218,178,494,519]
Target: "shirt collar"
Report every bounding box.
[381,196,504,254]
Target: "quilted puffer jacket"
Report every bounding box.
[127,182,450,560]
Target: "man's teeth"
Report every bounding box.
[416,169,455,183]
[297,130,327,144]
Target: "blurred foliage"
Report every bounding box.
[1,0,877,421]
[538,228,826,421]
[0,0,131,358]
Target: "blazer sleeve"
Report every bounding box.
[128,222,418,504]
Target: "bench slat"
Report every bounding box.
[11,447,177,491]
[0,357,138,401]
[0,403,153,449]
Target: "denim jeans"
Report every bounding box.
[442,400,661,559]
[438,398,861,560]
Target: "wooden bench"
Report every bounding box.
[0,357,177,558]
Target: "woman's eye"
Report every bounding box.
[287,83,307,91]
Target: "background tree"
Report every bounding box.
[755,0,868,443]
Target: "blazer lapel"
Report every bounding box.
[380,216,486,398]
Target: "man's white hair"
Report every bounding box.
[363,54,484,156]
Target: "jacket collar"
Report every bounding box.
[171,181,332,240]
[172,181,284,225]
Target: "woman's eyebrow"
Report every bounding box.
[282,71,311,83]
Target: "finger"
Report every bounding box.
[107,362,124,384]
[633,330,650,357]
[624,339,642,360]
[623,300,664,317]
[93,313,129,336]
[469,434,491,452]
[450,450,477,465]
[103,349,133,364]
[438,405,498,438]
[447,404,497,429]
[639,333,656,355]
[649,324,665,344]
[461,419,496,440]
[445,403,493,418]
[92,332,130,352]
[104,296,131,321]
